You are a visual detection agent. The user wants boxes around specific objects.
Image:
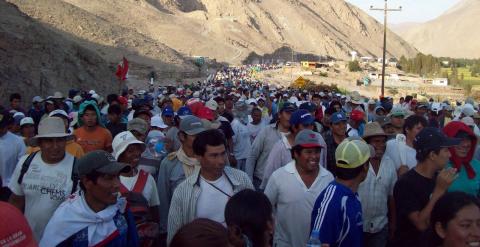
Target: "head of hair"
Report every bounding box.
[312,94,321,99]
[106,94,119,104]
[416,147,442,163]
[214,96,225,104]
[403,115,428,134]
[192,129,226,156]
[225,189,273,247]
[251,107,262,115]
[428,192,480,247]
[170,218,229,247]
[335,161,368,180]
[9,93,21,102]
[107,104,122,115]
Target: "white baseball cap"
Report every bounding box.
[205,100,218,111]
[49,109,69,119]
[20,117,34,127]
[112,131,146,160]
[151,116,168,129]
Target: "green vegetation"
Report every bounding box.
[348,61,362,72]
[398,53,441,77]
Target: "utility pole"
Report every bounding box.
[370,0,401,97]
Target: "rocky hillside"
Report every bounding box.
[395,0,480,58]
[9,0,417,65]
[0,0,118,107]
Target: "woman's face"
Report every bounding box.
[454,138,472,158]
[437,204,480,247]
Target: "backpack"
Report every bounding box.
[120,170,158,247]
[17,151,79,195]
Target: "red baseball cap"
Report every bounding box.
[0,202,37,247]
[196,106,215,121]
[117,96,128,105]
[350,110,365,121]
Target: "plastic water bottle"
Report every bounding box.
[306,230,321,247]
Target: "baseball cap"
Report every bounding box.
[20,117,34,127]
[280,102,297,112]
[112,131,146,160]
[177,106,193,119]
[350,110,364,121]
[179,115,206,135]
[73,95,83,104]
[289,109,314,125]
[299,102,317,112]
[127,118,149,135]
[388,106,406,118]
[162,106,175,117]
[77,150,131,176]
[0,202,37,247]
[13,112,25,125]
[462,104,475,117]
[205,100,218,111]
[330,111,347,124]
[294,129,324,148]
[461,117,476,128]
[32,96,43,103]
[335,139,371,169]
[151,116,168,129]
[197,106,215,121]
[117,96,128,105]
[414,127,461,154]
[133,109,153,118]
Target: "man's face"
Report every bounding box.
[33,102,41,109]
[21,125,35,138]
[118,144,144,168]
[406,123,424,140]
[217,102,225,113]
[225,100,234,110]
[39,137,67,162]
[84,173,121,208]
[11,98,20,109]
[331,121,346,136]
[368,136,387,160]
[162,115,174,126]
[258,100,265,108]
[391,116,405,128]
[107,113,120,123]
[368,104,375,111]
[130,130,146,142]
[197,144,227,176]
[252,110,262,124]
[82,109,97,127]
[180,132,196,149]
[278,111,292,129]
[294,147,321,172]
[312,97,321,107]
[432,147,452,169]
[416,107,427,116]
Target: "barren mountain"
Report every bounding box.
[395,0,480,58]
[0,0,117,107]
[9,0,417,66]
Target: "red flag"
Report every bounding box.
[115,57,129,81]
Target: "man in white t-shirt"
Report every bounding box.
[264,129,334,247]
[231,101,252,172]
[112,131,160,223]
[8,117,76,240]
[167,129,254,244]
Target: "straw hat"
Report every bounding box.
[362,122,387,140]
[349,91,363,105]
[31,117,72,145]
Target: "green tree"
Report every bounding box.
[348,61,362,72]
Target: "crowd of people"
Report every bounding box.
[0,64,480,247]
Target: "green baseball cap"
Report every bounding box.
[77,150,131,176]
[335,139,371,169]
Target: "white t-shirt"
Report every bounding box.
[9,152,75,240]
[195,174,233,225]
[385,139,417,170]
[231,119,252,160]
[120,171,160,207]
[346,123,359,137]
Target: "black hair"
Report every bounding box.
[428,192,480,247]
[251,107,262,115]
[9,93,21,102]
[335,161,368,180]
[84,104,97,113]
[416,147,442,163]
[192,129,226,156]
[403,115,428,135]
[291,145,322,158]
[106,94,119,104]
[225,189,273,247]
[79,170,103,193]
[107,104,122,115]
[312,94,321,99]
[171,219,229,247]
[214,96,225,104]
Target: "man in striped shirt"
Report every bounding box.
[310,138,370,247]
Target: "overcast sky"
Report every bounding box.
[345,0,461,24]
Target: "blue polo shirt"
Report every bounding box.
[310,181,363,247]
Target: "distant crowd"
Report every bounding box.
[0,65,479,247]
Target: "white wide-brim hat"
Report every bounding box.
[31,117,72,146]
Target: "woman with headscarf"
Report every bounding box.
[443,121,480,196]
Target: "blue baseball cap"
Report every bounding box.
[280,102,297,112]
[177,106,192,119]
[414,127,461,154]
[330,111,347,124]
[299,102,317,112]
[289,109,314,125]
[162,106,174,117]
